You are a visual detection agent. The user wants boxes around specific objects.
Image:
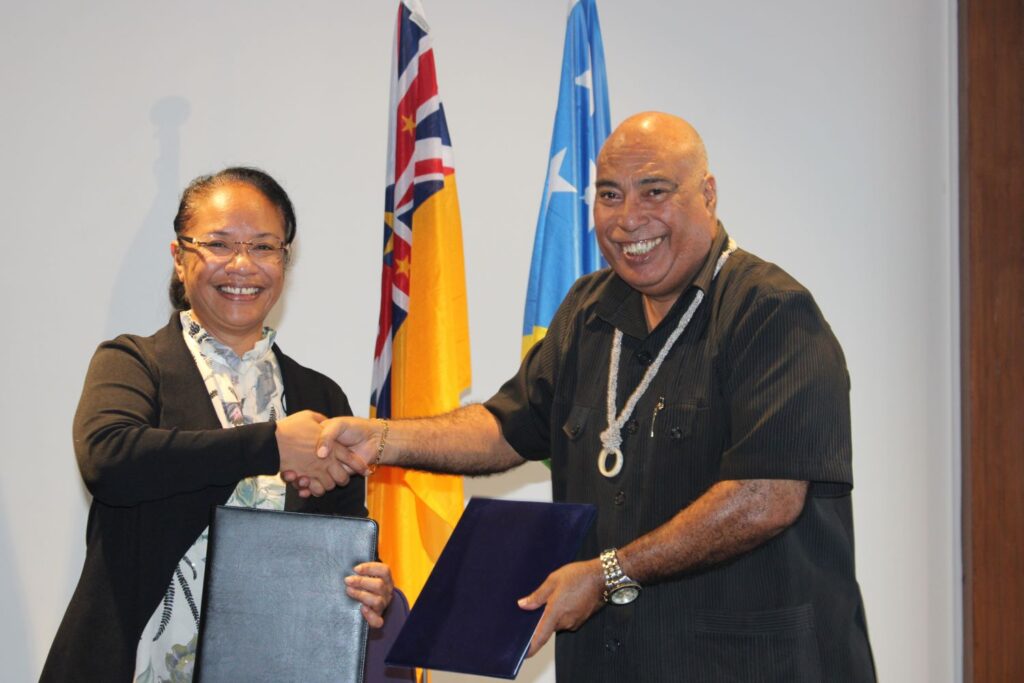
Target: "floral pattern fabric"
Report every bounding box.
[133,311,287,683]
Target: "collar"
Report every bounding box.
[594,222,730,339]
[161,312,294,421]
[180,309,277,373]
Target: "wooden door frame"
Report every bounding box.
[959,0,1023,680]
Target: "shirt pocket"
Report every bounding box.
[561,404,592,442]
[646,403,720,513]
[650,402,699,443]
[556,404,602,484]
[554,403,596,465]
[688,604,824,682]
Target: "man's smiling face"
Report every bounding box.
[594,113,718,326]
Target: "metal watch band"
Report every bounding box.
[600,548,640,603]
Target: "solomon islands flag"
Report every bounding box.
[521,0,611,357]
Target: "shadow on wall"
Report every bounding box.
[0,513,34,682]
[103,96,192,341]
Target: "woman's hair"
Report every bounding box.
[169,166,297,310]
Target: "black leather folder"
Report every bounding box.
[385,497,597,679]
[194,506,378,683]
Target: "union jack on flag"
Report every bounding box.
[368,0,471,608]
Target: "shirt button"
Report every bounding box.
[624,418,638,434]
[613,490,626,506]
[636,350,653,365]
[670,427,683,440]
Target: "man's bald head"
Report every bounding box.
[598,111,710,187]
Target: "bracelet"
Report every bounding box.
[367,419,389,475]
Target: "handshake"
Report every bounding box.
[273,410,383,497]
[272,404,523,496]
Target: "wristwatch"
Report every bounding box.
[600,548,641,605]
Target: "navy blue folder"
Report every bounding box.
[385,497,597,679]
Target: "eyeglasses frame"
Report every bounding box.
[177,234,290,264]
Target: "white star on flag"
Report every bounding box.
[546,148,577,207]
[575,68,594,116]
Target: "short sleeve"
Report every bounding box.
[484,282,587,461]
[718,288,853,488]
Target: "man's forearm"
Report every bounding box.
[617,479,808,584]
[380,404,527,476]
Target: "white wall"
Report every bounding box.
[0,1,958,681]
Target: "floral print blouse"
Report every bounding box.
[133,311,287,683]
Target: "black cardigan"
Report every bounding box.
[41,315,365,681]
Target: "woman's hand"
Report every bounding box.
[276,411,354,496]
[345,561,394,628]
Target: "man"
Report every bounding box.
[313,112,875,681]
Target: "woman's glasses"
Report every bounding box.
[178,235,288,264]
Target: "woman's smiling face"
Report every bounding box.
[171,181,287,355]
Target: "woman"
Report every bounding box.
[41,168,392,682]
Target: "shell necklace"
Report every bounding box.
[598,239,737,478]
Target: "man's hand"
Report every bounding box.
[345,561,394,629]
[517,558,605,657]
[283,416,382,498]
[316,416,383,477]
[275,411,351,497]
[288,407,525,497]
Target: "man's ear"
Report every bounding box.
[703,174,717,213]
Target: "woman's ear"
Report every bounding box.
[171,241,185,279]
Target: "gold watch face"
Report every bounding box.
[610,584,640,605]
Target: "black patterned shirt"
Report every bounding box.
[485,226,875,682]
